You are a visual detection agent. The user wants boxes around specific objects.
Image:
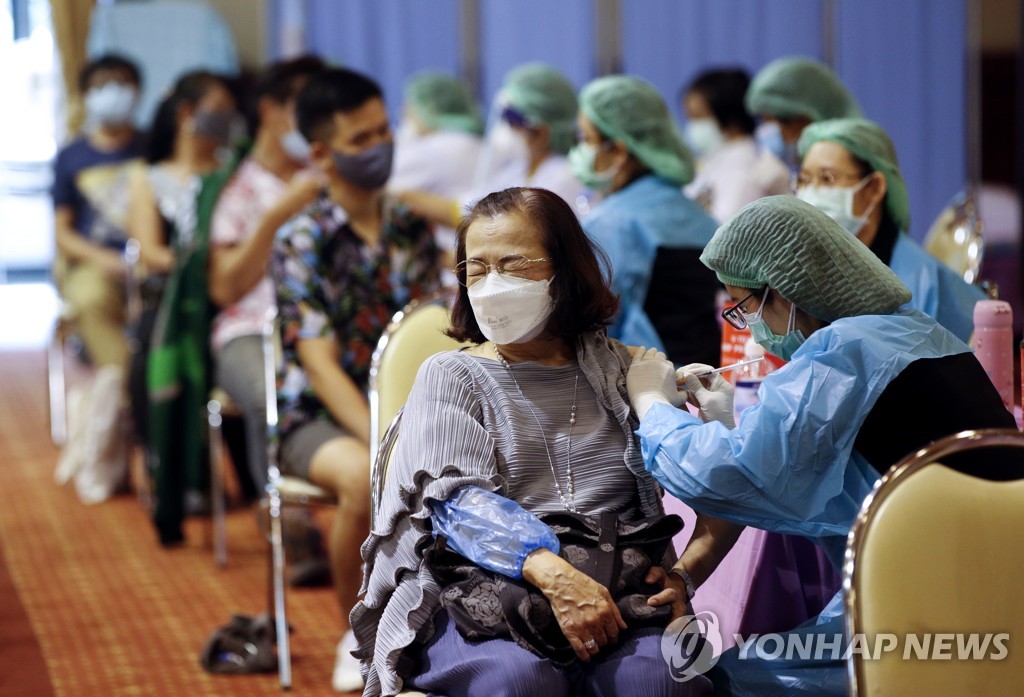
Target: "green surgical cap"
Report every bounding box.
[502,63,578,154]
[701,196,910,322]
[405,72,483,136]
[579,75,694,186]
[746,57,861,123]
[798,118,911,231]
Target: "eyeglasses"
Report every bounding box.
[795,169,868,189]
[721,289,762,330]
[454,255,550,287]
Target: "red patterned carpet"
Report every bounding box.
[0,349,355,696]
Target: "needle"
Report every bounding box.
[676,357,766,386]
[695,356,765,377]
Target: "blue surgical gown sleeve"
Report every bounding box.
[429,485,560,580]
[637,342,880,539]
[583,206,664,351]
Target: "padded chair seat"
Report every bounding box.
[274,476,336,504]
[208,387,243,417]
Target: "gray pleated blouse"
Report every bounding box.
[351,331,666,697]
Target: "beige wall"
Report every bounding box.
[981,0,1020,52]
[203,0,269,70]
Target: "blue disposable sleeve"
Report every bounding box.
[429,486,560,580]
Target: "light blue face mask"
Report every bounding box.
[745,288,806,361]
[568,142,619,192]
[755,121,799,173]
[755,121,784,159]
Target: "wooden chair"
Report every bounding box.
[844,428,1024,696]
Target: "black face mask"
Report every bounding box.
[192,110,237,146]
[332,141,394,190]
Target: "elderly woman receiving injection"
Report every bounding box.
[350,187,714,697]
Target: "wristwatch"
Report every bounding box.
[669,566,697,602]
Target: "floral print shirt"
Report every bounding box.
[271,192,440,439]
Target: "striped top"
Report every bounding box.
[351,331,666,697]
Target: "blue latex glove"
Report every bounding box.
[430,486,560,580]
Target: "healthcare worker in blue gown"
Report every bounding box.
[625,196,1017,696]
[571,75,721,368]
[797,118,985,343]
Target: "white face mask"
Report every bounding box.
[685,118,725,159]
[84,82,138,128]
[486,120,530,169]
[279,129,311,163]
[468,272,554,345]
[796,175,876,236]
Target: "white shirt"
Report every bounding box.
[389,130,483,198]
[686,137,791,223]
[470,153,590,217]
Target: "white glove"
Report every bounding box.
[677,363,736,429]
[627,347,684,420]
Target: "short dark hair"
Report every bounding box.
[447,187,619,344]
[79,54,141,92]
[250,54,326,118]
[685,68,755,135]
[295,67,383,143]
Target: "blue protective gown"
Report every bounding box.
[889,233,985,343]
[582,175,718,352]
[637,308,971,696]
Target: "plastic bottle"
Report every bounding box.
[973,300,1014,411]
[733,338,770,425]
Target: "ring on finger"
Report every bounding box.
[584,638,598,651]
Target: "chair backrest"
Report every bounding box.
[844,429,1024,696]
[370,408,404,530]
[367,291,467,529]
[923,190,985,284]
[368,291,465,459]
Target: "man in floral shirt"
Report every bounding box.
[270,67,439,693]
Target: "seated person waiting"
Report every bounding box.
[352,187,713,697]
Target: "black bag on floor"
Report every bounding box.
[200,614,279,675]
